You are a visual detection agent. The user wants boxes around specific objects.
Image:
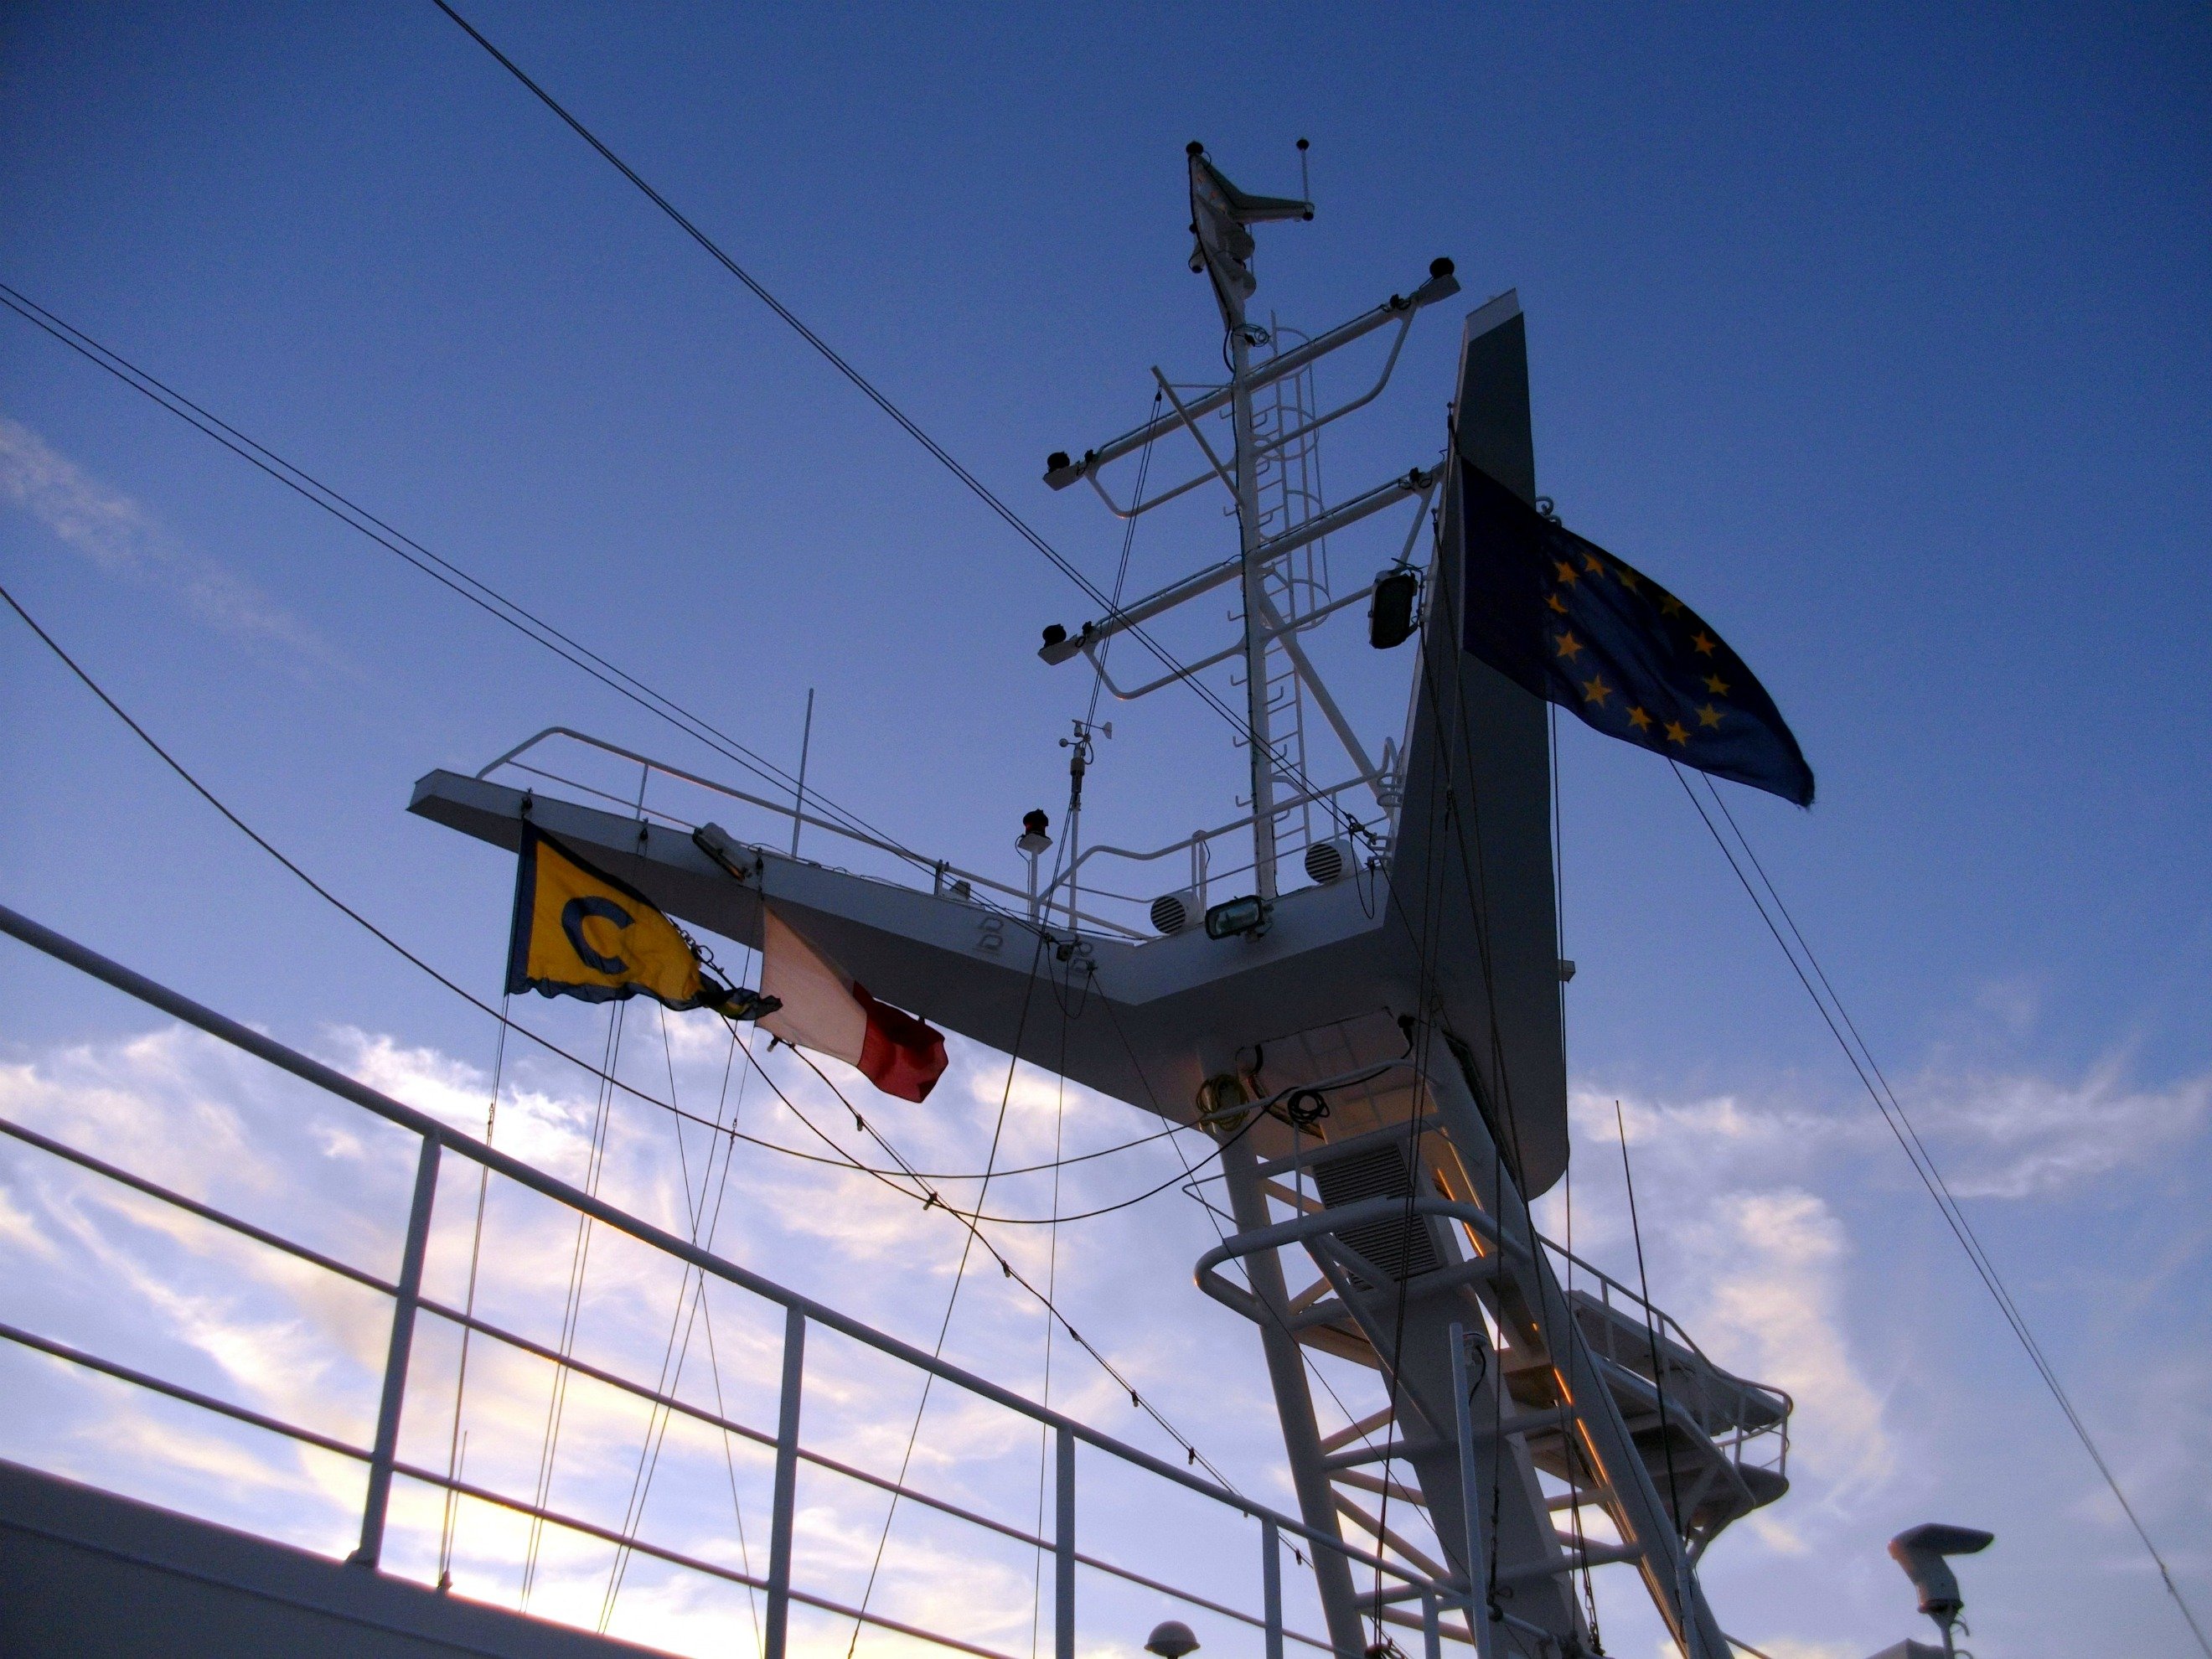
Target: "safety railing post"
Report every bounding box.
[764,1305,806,1659]
[1262,1519,1284,1659]
[1054,1424,1077,1659]
[352,1134,441,1569]
[1448,1320,1497,1659]
[1422,1592,1441,1659]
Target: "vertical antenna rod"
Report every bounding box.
[790,687,815,858]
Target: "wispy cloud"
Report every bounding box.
[0,411,342,669]
[1910,1056,2211,1199]
[0,1019,1241,1659]
[1696,1188,1892,1491]
[1559,1089,1894,1495]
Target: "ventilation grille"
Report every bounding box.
[1310,1142,1441,1286]
[1150,892,1191,935]
[1303,840,1346,886]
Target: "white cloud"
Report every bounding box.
[0,411,341,667]
[1559,1089,1893,1509]
[1911,1056,2211,1199]
[0,1017,1264,1659]
[1695,1189,1891,1491]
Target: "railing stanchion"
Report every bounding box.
[1055,1424,1076,1659]
[1448,1320,1497,1659]
[1263,1519,1285,1659]
[765,1305,806,1659]
[1422,1591,1441,1659]
[352,1133,441,1569]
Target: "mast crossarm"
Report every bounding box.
[1043,264,1461,491]
[1082,457,1217,521]
[1074,575,1387,706]
[1083,314,1425,522]
[1040,464,1440,667]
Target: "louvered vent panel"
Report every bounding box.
[1310,1143,1442,1286]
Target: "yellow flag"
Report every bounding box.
[506,824,724,1011]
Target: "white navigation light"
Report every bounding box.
[1203,895,1271,939]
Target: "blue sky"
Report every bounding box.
[2,4,2208,1656]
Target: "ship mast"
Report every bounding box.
[1229,308,1281,898]
[413,144,1791,1659]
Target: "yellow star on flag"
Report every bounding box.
[1547,592,1569,614]
[1616,567,1639,592]
[1582,674,1614,706]
[1698,704,1724,728]
[1554,631,1585,661]
[1581,551,1605,576]
[1627,705,1653,732]
[1659,594,1683,617]
[1703,671,1732,695]
[1691,630,1718,656]
[1663,720,1691,747]
[1553,560,1579,586]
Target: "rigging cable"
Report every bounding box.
[1559,1154,1605,1653]
[756,1031,1244,1490]
[1613,1099,1690,1612]
[0,282,927,878]
[0,573,1191,1211]
[1550,700,1607,1650]
[1083,967,1401,1495]
[1671,762,2212,1657]
[1027,1030,1071,1659]
[1367,582,1464,1637]
[425,1,1385,856]
[0,571,1258,1584]
[521,769,643,1611]
[602,1000,762,1633]
[436,995,508,1589]
[830,921,1096,1656]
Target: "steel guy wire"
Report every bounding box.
[428,0,1390,854]
[840,923,1053,1657]
[0,571,1187,1201]
[2,576,1245,1550]
[0,281,922,872]
[1671,762,2212,1658]
[755,1029,1244,1492]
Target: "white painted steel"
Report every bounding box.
[765,1305,805,1659]
[352,1134,440,1571]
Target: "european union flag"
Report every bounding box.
[1458,463,1815,806]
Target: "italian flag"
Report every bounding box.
[759,907,950,1102]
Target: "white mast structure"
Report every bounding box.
[412,146,1794,1659]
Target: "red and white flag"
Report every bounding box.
[759,907,949,1103]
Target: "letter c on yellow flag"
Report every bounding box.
[505,824,715,1010]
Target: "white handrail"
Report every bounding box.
[0,901,1472,1658]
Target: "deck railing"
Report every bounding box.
[0,902,1470,1659]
